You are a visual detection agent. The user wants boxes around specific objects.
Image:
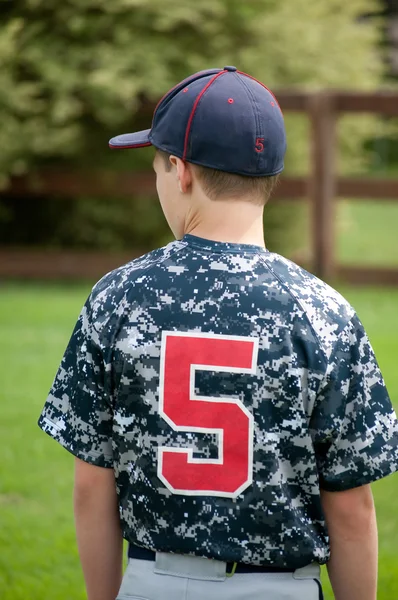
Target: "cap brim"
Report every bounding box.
[108,129,152,149]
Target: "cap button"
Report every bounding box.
[223,66,237,72]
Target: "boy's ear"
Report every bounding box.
[170,156,192,194]
[169,155,179,170]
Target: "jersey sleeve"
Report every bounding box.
[38,295,113,468]
[310,313,398,492]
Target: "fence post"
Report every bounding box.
[307,92,337,280]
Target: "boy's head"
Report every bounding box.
[153,149,279,238]
[109,66,286,237]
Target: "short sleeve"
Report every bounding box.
[310,313,398,491]
[38,295,113,467]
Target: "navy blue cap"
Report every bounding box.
[109,67,286,177]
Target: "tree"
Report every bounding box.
[0,0,384,179]
[0,0,386,253]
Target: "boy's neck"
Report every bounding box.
[185,201,266,248]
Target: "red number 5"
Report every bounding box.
[255,137,264,153]
[158,332,258,498]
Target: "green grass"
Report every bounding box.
[0,284,92,600]
[337,201,398,267]
[277,199,398,269]
[0,283,397,599]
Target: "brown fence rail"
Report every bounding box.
[1,90,398,283]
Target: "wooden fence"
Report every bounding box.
[2,90,398,283]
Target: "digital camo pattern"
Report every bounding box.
[39,234,398,568]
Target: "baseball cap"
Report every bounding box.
[109,66,286,177]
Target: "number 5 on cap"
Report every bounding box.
[158,331,258,497]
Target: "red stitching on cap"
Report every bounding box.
[183,71,226,160]
[109,141,152,149]
[228,98,234,104]
[183,88,189,93]
[237,70,282,112]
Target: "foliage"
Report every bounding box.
[0,0,387,253]
[0,192,172,250]
[0,0,385,179]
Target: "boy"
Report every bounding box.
[39,66,398,600]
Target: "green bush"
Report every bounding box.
[0,0,386,255]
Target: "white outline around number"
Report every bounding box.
[157,331,258,498]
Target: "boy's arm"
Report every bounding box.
[74,458,123,600]
[321,484,378,600]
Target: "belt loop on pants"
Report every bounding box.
[154,552,228,581]
[292,563,321,580]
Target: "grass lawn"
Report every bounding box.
[276,199,398,269]
[0,282,397,599]
[337,201,398,267]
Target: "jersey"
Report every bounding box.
[38,234,398,568]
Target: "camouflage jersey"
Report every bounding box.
[38,234,398,568]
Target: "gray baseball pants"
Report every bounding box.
[116,552,323,600]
